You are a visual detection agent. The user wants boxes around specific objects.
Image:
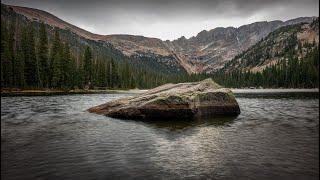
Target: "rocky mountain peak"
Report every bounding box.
[3,3,317,74]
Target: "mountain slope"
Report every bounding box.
[1,3,317,74]
[102,17,316,73]
[7,4,104,41]
[221,19,319,73]
[167,17,316,72]
[1,3,187,75]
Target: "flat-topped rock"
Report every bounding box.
[88,78,240,120]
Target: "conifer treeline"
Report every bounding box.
[177,46,319,88]
[0,20,181,89]
[1,20,319,90]
[212,46,319,88]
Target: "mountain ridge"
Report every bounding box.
[2,3,317,74]
[222,19,319,73]
[7,3,315,41]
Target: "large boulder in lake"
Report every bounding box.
[88,78,240,119]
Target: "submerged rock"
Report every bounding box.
[88,78,240,120]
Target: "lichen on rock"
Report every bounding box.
[88,78,240,120]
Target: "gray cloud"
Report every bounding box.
[2,0,319,40]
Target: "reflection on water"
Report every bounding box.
[140,116,237,131]
[1,91,319,180]
[234,91,319,99]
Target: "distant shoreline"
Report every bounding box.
[231,88,319,93]
[1,88,318,97]
[0,89,148,96]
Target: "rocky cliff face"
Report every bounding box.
[166,22,285,73]
[102,18,315,74]
[221,19,319,73]
[4,3,316,74]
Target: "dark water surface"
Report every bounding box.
[1,91,319,180]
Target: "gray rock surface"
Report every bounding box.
[88,78,241,119]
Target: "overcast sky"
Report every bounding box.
[2,0,319,40]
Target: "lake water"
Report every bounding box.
[1,90,319,180]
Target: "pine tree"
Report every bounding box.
[61,43,72,88]
[20,25,29,86]
[8,20,16,87]
[15,48,25,87]
[51,52,62,87]
[24,23,39,87]
[1,20,11,87]
[50,28,62,88]
[83,46,93,87]
[37,22,49,88]
[109,58,119,88]
[69,56,77,88]
[1,20,16,87]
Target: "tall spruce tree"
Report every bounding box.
[15,47,25,87]
[50,28,62,88]
[83,46,92,87]
[8,20,16,87]
[61,43,72,88]
[109,58,119,88]
[24,23,39,87]
[51,52,62,87]
[37,22,49,88]
[1,20,11,87]
[11,22,25,88]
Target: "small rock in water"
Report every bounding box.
[88,78,241,120]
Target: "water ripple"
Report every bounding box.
[1,93,319,180]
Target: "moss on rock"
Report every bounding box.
[88,78,240,120]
